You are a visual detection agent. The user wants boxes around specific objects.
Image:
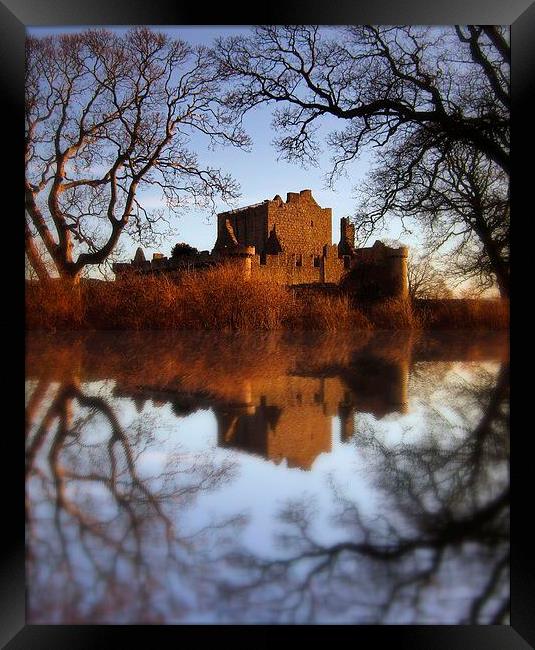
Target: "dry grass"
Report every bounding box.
[413,298,509,330]
[362,297,422,330]
[84,266,290,330]
[25,278,84,330]
[26,269,368,331]
[26,273,509,331]
[284,292,371,331]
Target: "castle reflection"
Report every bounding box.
[26,330,509,471]
[114,364,407,470]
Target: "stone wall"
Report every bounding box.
[251,243,346,286]
[215,189,332,258]
[339,217,356,257]
[342,240,408,299]
[113,251,216,279]
[321,244,345,283]
[266,190,332,256]
[254,252,321,284]
[215,202,268,252]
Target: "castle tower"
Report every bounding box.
[338,217,356,258]
[387,245,409,299]
[212,218,255,279]
[234,245,256,280]
[133,247,146,265]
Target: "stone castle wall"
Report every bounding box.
[266,190,332,256]
[216,189,332,257]
[251,244,345,285]
[345,241,409,299]
[216,202,268,253]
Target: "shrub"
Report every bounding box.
[171,242,199,258]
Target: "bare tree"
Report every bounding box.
[407,252,452,299]
[25,28,248,283]
[216,26,508,173]
[215,25,509,295]
[25,219,57,281]
[359,140,509,297]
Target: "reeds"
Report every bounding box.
[25,273,509,331]
[413,298,509,330]
[362,297,422,330]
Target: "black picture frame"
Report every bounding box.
[8,1,532,647]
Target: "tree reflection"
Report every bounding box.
[25,380,241,623]
[213,363,509,624]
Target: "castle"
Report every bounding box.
[113,189,409,298]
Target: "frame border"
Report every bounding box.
[8,1,531,647]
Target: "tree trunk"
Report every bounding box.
[471,212,509,299]
[25,227,52,283]
[480,234,509,299]
[62,271,81,286]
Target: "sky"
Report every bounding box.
[27,25,414,261]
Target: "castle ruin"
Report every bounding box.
[113,189,408,298]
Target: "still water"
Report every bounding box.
[25,330,509,624]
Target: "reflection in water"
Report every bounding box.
[25,380,241,623]
[25,331,509,623]
[216,364,509,624]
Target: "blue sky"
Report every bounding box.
[27,26,416,259]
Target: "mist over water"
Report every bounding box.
[25,330,509,624]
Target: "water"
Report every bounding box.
[25,330,509,624]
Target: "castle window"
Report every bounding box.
[310,220,314,227]
[295,254,302,267]
[313,256,320,268]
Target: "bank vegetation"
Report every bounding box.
[26,269,509,332]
